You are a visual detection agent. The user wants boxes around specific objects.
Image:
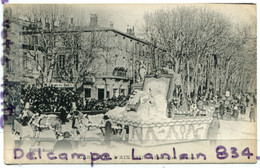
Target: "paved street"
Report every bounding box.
[5,113,256,151]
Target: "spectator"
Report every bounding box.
[253,94,257,105]
[246,95,250,107]
[219,101,225,120]
[233,104,239,121]
[226,106,232,120]
[197,97,204,110]
[59,105,67,124]
[104,121,113,145]
[249,104,255,122]
[240,103,246,121]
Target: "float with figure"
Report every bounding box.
[106,68,215,146]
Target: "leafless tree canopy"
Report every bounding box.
[6,5,113,88]
[5,5,256,97]
[144,7,256,98]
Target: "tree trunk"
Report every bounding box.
[224,60,231,92]
[192,54,201,99]
[187,60,191,97]
[174,57,179,73]
[46,57,55,85]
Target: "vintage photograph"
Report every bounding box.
[3,4,257,164]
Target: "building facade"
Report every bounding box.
[6,11,165,100]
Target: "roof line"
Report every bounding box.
[20,26,150,45]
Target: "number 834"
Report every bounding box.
[216,145,253,160]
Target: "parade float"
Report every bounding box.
[107,69,214,145]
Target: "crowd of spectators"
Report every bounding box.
[5,83,257,123]
[187,92,257,122]
[21,85,79,113]
[21,85,129,113]
[76,95,129,111]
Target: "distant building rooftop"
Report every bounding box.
[96,75,131,81]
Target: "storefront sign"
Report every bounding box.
[49,83,74,88]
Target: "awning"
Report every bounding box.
[49,82,74,88]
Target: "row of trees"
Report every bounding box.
[143,7,256,99]
[8,5,148,90]
[6,5,113,89]
[5,5,256,99]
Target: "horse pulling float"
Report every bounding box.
[13,109,62,140]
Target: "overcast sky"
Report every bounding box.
[8,4,256,36]
[70,4,256,35]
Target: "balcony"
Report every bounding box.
[113,67,127,78]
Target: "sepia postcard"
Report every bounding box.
[2,3,257,165]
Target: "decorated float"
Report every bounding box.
[106,69,215,145]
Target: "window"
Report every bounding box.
[113,89,118,97]
[98,89,105,100]
[33,36,38,45]
[43,55,46,70]
[120,89,125,96]
[135,42,138,55]
[35,54,39,71]
[85,88,91,98]
[52,35,56,47]
[23,52,27,69]
[6,58,10,73]
[74,53,79,71]
[59,55,65,69]
[118,36,122,49]
[139,45,143,56]
[125,38,128,52]
[46,22,50,30]
[128,40,133,52]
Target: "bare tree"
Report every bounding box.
[16,5,109,88]
[144,6,256,99]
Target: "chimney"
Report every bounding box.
[132,26,135,36]
[90,14,98,28]
[126,26,135,37]
[110,21,114,28]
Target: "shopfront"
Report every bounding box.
[83,76,130,100]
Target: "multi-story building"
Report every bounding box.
[6,11,165,100]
